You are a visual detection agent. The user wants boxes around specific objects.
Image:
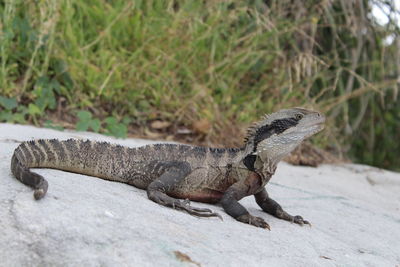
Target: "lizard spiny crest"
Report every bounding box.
[243,114,270,144]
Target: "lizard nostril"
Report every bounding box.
[316,112,325,121]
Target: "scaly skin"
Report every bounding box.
[10,107,325,229]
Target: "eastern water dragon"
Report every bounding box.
[11,107,325,229]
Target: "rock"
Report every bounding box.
[0,123,399,266]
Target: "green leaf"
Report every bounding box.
[103,116,128,138]
[89,118,101,132]
[12,113,26,124]
[53,58,67,74]
[28,103,42,116]
[77,110,92,121]
[122,116,131,125]
[0,111,13,121]
[76,120,89,131]
[114,124,128,138]
[76,111,100,132]
[33,75,57,111]
[106,123,127,138]
[104,116,117,125]
[51,79,62,94]
[61,72,74,90]
[0,96,17,110]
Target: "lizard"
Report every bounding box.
[10,107,325,229]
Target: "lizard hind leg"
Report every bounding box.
[146,161,221,219]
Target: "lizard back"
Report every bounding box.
[11,139,242,199]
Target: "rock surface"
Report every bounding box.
[0,123,399,267]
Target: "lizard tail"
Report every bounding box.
[11,139,133,200]
[11,139,82,200]
[11,148,48,200]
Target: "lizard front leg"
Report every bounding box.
[220,182,270,229]
[146,161,221,218]
[254,188,310,226]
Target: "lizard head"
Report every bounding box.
[243,108,325,166]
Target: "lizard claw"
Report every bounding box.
[148,192,222,219]
[183,199,213,213]
[236,214,270,230]
[175,200,223,220]
[292,215,311,226]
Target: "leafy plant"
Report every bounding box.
[0,96,17,110]
[104,117,130,138]
[75,110,129,138]
[0,96,26,123]
[76,111,101,132]
[0,0,399,170]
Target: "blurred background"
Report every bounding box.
[0,0,399,171]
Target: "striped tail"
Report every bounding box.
[10,139,134,200]
[11,143,49,200]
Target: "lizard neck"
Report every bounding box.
[256,155,278,178]
[230,149,277,189]
[233,147,278,177]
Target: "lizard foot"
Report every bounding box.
[174,199,223,220]
[148,190,222,219]
[236,214,270,230]
[275,209,311,226]
[291,215,311,226]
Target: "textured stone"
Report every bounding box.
[0,123,399,266]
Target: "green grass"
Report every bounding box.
[0,0,399,170]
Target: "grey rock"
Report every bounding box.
[1,123,399,266]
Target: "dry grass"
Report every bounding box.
[0,0,399,170]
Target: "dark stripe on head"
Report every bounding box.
[253,118,299,150]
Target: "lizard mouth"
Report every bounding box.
[302,115,325,137]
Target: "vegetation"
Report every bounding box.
[0,0,399,170]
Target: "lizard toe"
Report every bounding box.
[236,214,270,230]
[177,200,222,219]
[293,215,311,226]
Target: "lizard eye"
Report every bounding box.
[295,113,303,120]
